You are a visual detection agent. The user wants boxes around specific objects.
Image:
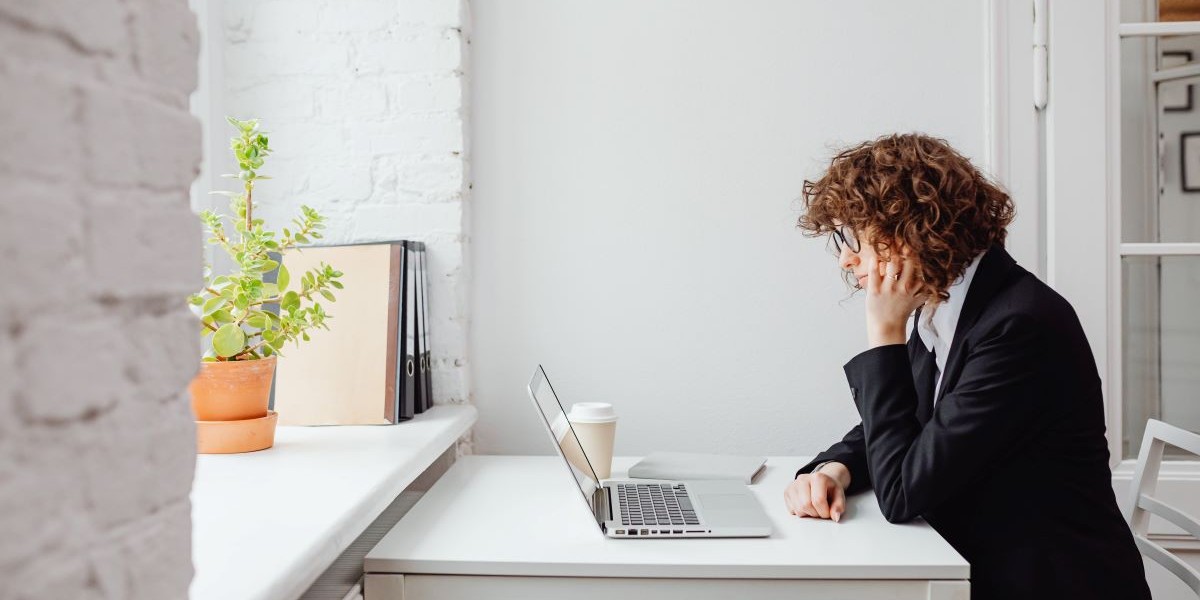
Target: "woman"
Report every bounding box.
[783,134,1150,599]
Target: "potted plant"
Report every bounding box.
[187,117,343,453]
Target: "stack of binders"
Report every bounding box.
[396,241,434,421]
[272,241,433,425]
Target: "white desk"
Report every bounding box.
[364,456,969,599]
[190,404,476,600]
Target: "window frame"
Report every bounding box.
[1047,0,1200,537]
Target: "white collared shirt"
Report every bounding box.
[916,252,985,401]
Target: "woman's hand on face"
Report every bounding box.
[784,469,847,522]
[864,252,927,348]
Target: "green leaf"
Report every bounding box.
[261,283,279,298]
[245,311,270,329]
[262,259,280,272]
[319,289,336,302]
[294,233,310,244]
[212,324,246,358]
[276,264,290,291]
[330,280,343,289]
[201,295,225,316]
[210,309,236,324]
[281,291,300,312]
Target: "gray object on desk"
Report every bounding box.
[629,452,767,485]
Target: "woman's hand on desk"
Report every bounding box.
[784,462,849,522]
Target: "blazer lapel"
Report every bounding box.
[908,310,937,423]
[932,244,1020,405]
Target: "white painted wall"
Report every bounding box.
[0,1,201,597]
[469,0,1001,456]
[205,0,472,407]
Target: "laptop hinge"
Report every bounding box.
[593,485,611,526]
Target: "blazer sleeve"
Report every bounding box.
[848,314,1045,523]
[794,423,873,495]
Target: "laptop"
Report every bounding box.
[528,365,772,538]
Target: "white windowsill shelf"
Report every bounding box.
[189,404,477,600]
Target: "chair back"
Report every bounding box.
[1127,419,1200,597]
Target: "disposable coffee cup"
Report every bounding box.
[566,402,618,480]
[550,413,594,481]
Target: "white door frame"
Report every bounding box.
[985,0,1042,280]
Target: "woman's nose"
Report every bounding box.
[839,246,859,271]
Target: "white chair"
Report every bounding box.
[1128,419,1200,597]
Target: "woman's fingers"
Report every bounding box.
[809,477,831,518]
[898,256,917,295]
[866,255,881,294]
[784,478,808,516]
[884,259,899,293]
[785,477,818,517]
[784,475,845,522]
[904,255,927,299]
[831,483,847,523]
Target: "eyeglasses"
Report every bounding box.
[828,225,861,255]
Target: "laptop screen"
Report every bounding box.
[527,366,602,515]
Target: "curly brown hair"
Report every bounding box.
[797,133,1015,302]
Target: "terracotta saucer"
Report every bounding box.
[196,411,278,454]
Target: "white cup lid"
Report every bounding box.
[568,402,617,423]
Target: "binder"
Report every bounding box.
[418,242,433,410]
[273,243,404,425]
[412,241,427,414]
[395,241,417,421]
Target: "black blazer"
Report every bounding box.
[796,245,1149,600]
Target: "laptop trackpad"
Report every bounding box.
[693,490,771,533]
[699,493,753,511]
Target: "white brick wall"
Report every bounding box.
[213,0,471,406]
[0,0,201,598]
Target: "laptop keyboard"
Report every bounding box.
[617,483,700,526]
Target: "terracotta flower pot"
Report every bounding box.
[189,356,278,454]
[189,356,277,421]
